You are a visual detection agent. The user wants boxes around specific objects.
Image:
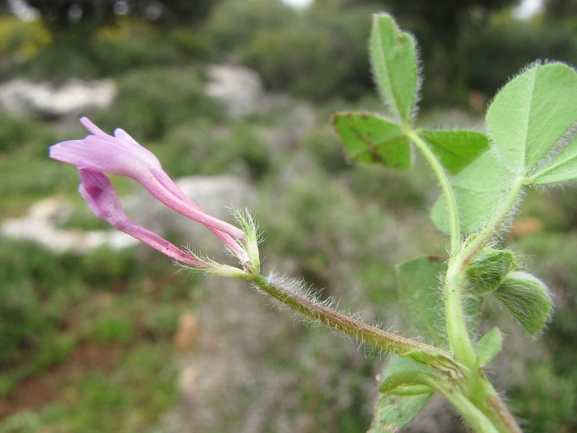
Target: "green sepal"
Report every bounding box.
[466,248,520,295]
[332,112,412,169]
[417,129,490,175]
[370,13,420,124]
[475,327,502,368]
[494,271,554,335]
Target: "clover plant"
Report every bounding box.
[50,13,577,433]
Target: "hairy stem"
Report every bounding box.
[251,274,452,360]
[444,259,477,367]
[443,175,527,432]
[460,176,527,268]
[407,129,461,252]
[445,176,527,366]
[405,129,475,368]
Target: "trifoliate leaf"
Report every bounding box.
[433,63,577,234]
[475,327,502,367]
[370,13,420,125]
[332,112,412,169]
[417,129,490,175]
[494,271,554,335]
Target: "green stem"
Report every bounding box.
[406,129,474,366]
[380,371,499,433]
[445,258,477,367]
[407,129,461,252]
[443,175,527,433]
[251,274,451,360]
[437,381,500,433]
[460,176,527,268]
[444,176,526,368]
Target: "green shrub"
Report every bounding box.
[3,17,212,80]
[0,114,56,155]
[93,19,212,76]
[0,240,84,366]
[303,125,349,174]
[92,317,135,344]
[91,66,224,140]
[204,0,296,55]
[151,119,270,179]
[204,0,373,101]
[464,18,577,97]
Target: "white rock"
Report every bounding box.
[0,176,255,258]
[205,65,263,118]
[0,78,116,118]
[0,196,136,254]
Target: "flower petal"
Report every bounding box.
[78,169,203,267]
[50,117,246,256]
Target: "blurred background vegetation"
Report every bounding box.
[0,0,576,432]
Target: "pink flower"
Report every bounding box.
[78,169,203,266]
[50,117,248,263]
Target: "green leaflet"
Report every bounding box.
[475,327,502,368]
[431,148,514,234]
[368,356,436,432]
[380,356,435,396]
[370,13,420,125]
[494,271,554,335]
[332,112,412,169]
[417,129,490,175]
[385,355,436,377]
[533,133,577,184]
[397,256,447,347]
[368,394,432,433]
[487,63,577,175]
[397,257,482,350]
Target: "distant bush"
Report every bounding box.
[0,241,84,367]
[2,17,212,81]
[0,16,52,80]
[153,119,270,179]
[464,18,577,97]
[93,18,212,76]
[205,1,373,100]
[0,114,56,155]
[91,66,224,140]
[204,0,296,55]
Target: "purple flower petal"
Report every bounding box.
[78,169,203,267]
[49,117,245,243]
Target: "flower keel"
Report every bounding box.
[78,169,204,267]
